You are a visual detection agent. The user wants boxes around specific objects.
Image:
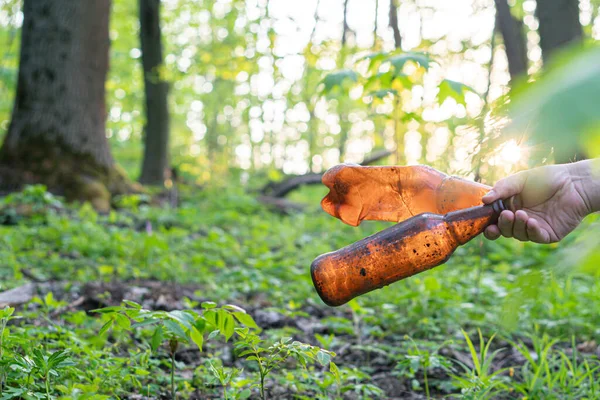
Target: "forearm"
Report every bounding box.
[569,158,600,214]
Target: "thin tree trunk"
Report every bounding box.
[373,0,379,45]
[306,0,321,171]
[536,0,583,65]
[342,0,350,46]
[139,0,170,185]
[338,0,351,160]
[389,0,401,49]
[389,0,403,163]
[0,0,135,210]
[494,0,528,82]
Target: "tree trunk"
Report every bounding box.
[0,0,136,211]
[494,0,528,82]
[338,0,351,160]
[138,0,170,186]
[342,0,350,46]
[536,0,583,65]
[389,0,402,49]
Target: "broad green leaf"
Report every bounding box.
[134,368,150,376]
[233,311,258,328]
[167,310,195,330]
[387,52,433,72]
[99,319,114,336]
[151,325,164,351]
[220,311,235,341]
[122,300,142,310]
[223,304,245,313]
[360,51,389,72]
[164,320,188,342]
[437,79,478,105]
[91,306,123,314]
[114,314,131,330]
[330,362,341,383]
[320,70,358,95]
[190,326,204,351]
[316,350,331,366]
[201,301,217,309]
[364,71,393,91]
[131,318,159,328]
[194,317,207,333]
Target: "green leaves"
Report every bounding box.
[369,89,398,100]
[232,311,258,329]
[151,325,164,351]
[164,319,188,342]
[93,301,258,353]
[437,79,478,105]
[234,330,336,398]
[319,69,358,95]
[361,51,434,74]
[205,309,235,341]
[387,52,433,72]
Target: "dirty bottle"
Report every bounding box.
[320,164,491,227]
[311,200,506,307]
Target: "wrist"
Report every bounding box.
[568,159,600,214]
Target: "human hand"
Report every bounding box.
[481,162,596,243]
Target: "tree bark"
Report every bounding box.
[138,0,170,186]
[536,0,583,65]
[0,0,136,211]
[342,0,350,46]
[338,0,351,159]
[494,0,528,82]
[389,0,402,49]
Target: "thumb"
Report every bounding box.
[482,171,527,204]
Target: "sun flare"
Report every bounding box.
[499,139,524,164]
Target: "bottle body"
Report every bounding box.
[311,200,505,307]
[320,164,491,226]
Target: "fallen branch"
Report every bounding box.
[360,149,393,166]
[258,195,306,214]
[262,149,392,198]
[0,283,35,307]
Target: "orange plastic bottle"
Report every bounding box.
[320,164,491,227]
[311,200,505,306]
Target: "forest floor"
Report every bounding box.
[0,183,599,399]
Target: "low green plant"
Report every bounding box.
[0,306,15,395]
[395,336,453,399]
[451,329,508,399]
[206,360,250,400]
[234,328,337,400]
[6,349,74,399]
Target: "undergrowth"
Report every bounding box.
[0,184,598,399]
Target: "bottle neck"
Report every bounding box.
[445,199,505,222]
[491,199,506,219]
[444,200,505,244]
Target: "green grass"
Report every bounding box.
[0,183,598,399]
